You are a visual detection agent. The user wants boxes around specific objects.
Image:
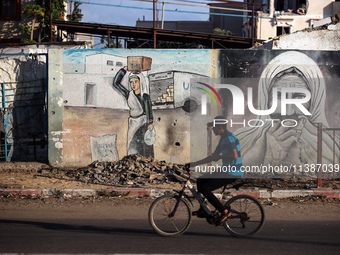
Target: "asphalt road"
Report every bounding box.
[0,199,339,254]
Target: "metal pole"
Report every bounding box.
[156,0,159,28]
[153,0,156,49]
[161,2,165,29]
[252,2,255,46]
[317,123,323,188]
[108,29,111,48]
[69,1,73,20]
[1,83,7,161]
[333,130,336,181]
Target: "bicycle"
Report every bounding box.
[148,167,265,237]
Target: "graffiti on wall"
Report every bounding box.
[218,50,340,176]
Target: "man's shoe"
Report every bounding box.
[216,210,232,225]
[192,208,206,218]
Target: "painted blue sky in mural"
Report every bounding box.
[62,49,212,76]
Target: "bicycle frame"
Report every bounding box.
[170,169,241,218]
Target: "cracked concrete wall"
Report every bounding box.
[256,23,340,50]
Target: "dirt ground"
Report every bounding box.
[0,167,339,190]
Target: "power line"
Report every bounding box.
[68,0,272,19]
[133,0,253,13]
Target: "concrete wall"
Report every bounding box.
[48,48,340,181]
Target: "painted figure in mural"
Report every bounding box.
[235,51,339,174]
[112,67,154,157]
[187,116,243,224]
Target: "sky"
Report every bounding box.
[69,0,243,48]
[79,0,211,26]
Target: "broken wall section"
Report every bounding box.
[256,21,340,50]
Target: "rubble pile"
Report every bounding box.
[65,154,189,187]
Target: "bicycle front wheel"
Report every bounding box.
[148,194,192,237]
[223,195,265,237]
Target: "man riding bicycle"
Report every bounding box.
[187,116,243,225]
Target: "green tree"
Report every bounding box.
[67,2,83,22]
[22,4,45,41]
[100,35,122,48]
[35,0,67,41]
[213,27,234,36]
[36,0,66,21]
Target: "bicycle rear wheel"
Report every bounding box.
[148,194,192,237]
[223,195,265,237]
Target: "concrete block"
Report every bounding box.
[313,17,332,28]
[328,24,338,31]
[313,189,340,198]
[271,190,313,198]
[62,189,97,197]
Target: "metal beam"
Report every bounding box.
[52,20,263,48]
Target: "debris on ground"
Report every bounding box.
[63,154,189,188]
[1,154,339,190]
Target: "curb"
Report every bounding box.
[0,188,340,199]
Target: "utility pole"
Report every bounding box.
[153,0,156,49]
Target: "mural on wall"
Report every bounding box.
[52,49,213,167]
[49,49,340,173]
[218,50,340,176]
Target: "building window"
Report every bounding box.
[275,0,307,14]
[85,83,97,106]
[277,26,291,36]
[107,60,114,66]
[0,0,20,20]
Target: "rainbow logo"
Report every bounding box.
[197,82,223,107]
[197,82,222,115]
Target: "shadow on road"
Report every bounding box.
[1,219,339,249]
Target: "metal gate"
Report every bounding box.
[0,53,48,162]
[317,123,340,187]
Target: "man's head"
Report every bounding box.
[207,116,227,135]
